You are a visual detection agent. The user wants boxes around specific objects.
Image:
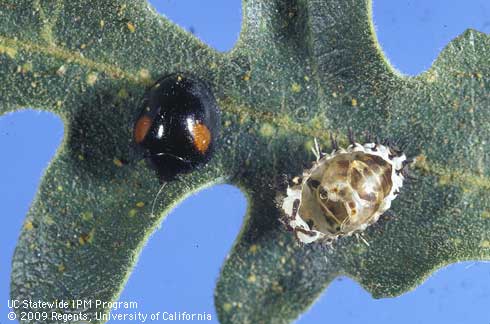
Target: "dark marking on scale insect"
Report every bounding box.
[292,199,300,218]
[306,219,315,229]
[295,227,316,237]
[348,128,356,146]
[330,132,339,151]
[306,178,320,190]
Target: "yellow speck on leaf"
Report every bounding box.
[259,123,276,137]
[239,113,250,124]
[138,69,151,83]
[129,209,138,217]
[117,88,129,99]
[242,72,251,81]
[24,221,34,231]
[19,62,33,74]
[414,154,429,173]
[87,229,95,243]
[56,65,67,76]
[438,174,451,186]
[81,211,94,221]
[118,4,127,16]
[351,98,358,107]
[482,210,490,219]
[113,158,124,167]
[100,20,105,28]
[57,185,63,191]
[80,44,87,49]
[136,202,145,208]
[427,71,438,83]
[452,238,462,246]
[79,229,95,245]
[58,264,66,272]
[223,303,232,312]
[247,274,257,283]
[44,215,55,226]
[127,22,136,33]
[248,244,258,254]
[480,240,490,248]
[272,281,284,293]
[291,82,302,93]
[452,99,460,111]
[86,72,98,86]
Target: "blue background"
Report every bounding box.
[1,1,490,323]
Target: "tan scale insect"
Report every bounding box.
[281,133,410,245]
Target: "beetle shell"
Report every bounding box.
[282,141,407,244]
[134,73,220,181]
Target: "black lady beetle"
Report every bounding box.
[134,73,220,181]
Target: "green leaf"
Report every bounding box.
[1,0,489,324]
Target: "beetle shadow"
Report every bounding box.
[66,80,146,181]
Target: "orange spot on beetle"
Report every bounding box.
[134,115,152,144]
[193,122,211,154]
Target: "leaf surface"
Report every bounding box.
[1,0,489,323]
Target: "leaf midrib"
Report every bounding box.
[1,35,488,194]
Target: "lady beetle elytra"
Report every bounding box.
[281,132,411,244]
[134,73,220,181]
